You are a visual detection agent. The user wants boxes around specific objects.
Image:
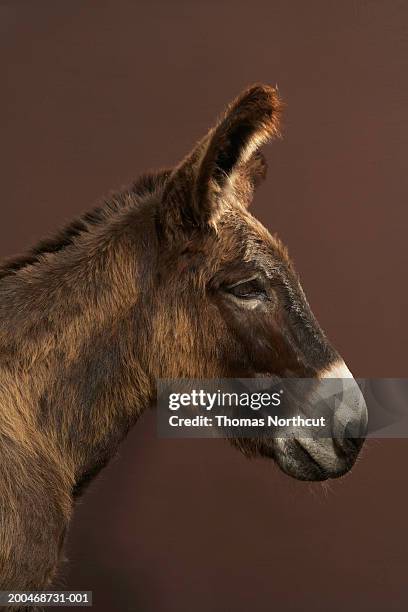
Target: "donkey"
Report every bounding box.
[0,84,367,598]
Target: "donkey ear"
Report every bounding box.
[160,84,282,238]
[233,151,269,209]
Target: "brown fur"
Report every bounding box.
[0,85,361,605]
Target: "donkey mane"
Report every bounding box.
[0,170,170,281]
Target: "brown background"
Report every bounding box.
[1,1,408,611]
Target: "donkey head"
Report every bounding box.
[149,85,367,481]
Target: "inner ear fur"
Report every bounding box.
[233,151,268,209]
[161,84,282,238]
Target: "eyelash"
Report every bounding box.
[226,278,268,300]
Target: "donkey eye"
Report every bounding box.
[227,278,267,300]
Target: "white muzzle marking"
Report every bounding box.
[320,360,354,379]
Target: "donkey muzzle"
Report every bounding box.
[293,361,368,479]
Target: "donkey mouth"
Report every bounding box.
[272,438,330,481]
[293,439,330,480]
[271,435,363,482]
[297,438,360,480]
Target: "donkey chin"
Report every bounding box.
[238,361,368,482]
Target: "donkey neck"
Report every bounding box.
[0,203,156,493]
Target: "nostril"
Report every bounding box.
[344,436,364,453]
[334,423,365,456]
[344,422,361,441]
[332,420,366,457]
